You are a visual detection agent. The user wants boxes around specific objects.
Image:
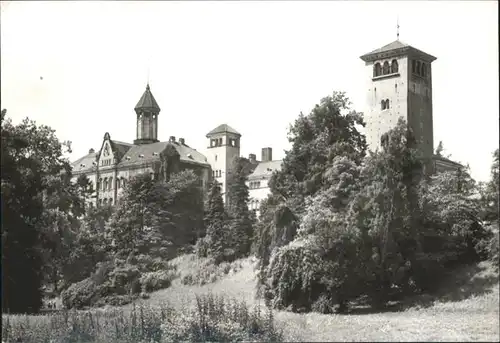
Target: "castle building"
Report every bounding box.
[70,84,212,208]
[71,38,461,211]
[360,39,462,173]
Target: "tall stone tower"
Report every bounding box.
[134,84,160,145]
[205,124,241,202]
[360,40,436,170]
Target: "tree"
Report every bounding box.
[204,180,227,263]
[1,111,74,313]
[226,156,254,258]
[108,170,203,259]
[480,149,499,222]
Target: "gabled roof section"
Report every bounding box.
[248,160,282,180]
[71,152,98,173]
[135,84,161,111]
[206,124,241,137]
[117,141,210,168]
[110,140,134,161]
[360,39,437,63]
[432,154,464,168]
[170,141,210,166]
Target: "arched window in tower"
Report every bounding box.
[421,63,427,77]
[383,61,390,75]
[109,177,113,190]
[381,100,387,110]
[416,61,421,76]
[412,60,416,74]
[385,99,390,109]
[215,154,218,162]
[373,63,382,77]
[103,178,108,191]
[391,59,398,73]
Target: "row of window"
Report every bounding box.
[98,176,131,192]
[412,60,427,77]
[98,198,114,206]
[249,181,261,189]
[373,60,399,77]
[210,138,238,148]
[213,170,222,178]
[249,199,261,210]
[373,59,429,78]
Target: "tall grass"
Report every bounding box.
[2,294,283,343]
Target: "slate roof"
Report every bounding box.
[360,40,437,62]
[71,152,98,173]
[71,139,210,172]
[432,154,463,167]
[206,124,241,137]
[248,160,282,180]
[135,84,161,111]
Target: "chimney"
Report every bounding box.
[169,136,176,143]
[261,147,272,162]
[249,154,257,163]
[89,148,95,154]
[179,138,185,145]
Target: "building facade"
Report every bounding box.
[70,84,212,208]
[71,38,461,212]
[360,39,461,172]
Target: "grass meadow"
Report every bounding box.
[2,256,499,342]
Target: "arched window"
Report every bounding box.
[103,198,108,205]
[109,198,113,205]
[109,177,113,190]
[412,60,416,74]
[391,59,398,73]
[385,99,390,109]
[373,63,382,77]
[382,61,390,75]
[98,178,102,191]
[103,178,108,191]
[421,63,427,77]
[381,100,386,110]
[416,61,421,76]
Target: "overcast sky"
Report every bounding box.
[1,1,498,182]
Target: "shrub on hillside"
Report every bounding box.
[180,257,243,286]
[61,278,98,309]
[139,270,176,293]
[487,230,499,268]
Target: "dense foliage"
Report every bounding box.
[1,110,79,313]
[255,92,497,314]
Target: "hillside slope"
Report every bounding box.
[128,255,499,341]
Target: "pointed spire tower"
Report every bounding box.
[134,84,161,145]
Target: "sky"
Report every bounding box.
[1,1,498,182]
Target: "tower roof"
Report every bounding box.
[360,40,437,63]
[206,124,241,137]
[135,84,161,111]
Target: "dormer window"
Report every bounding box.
[153,152,159,156]
[139,154,144,158]
[187,153,192,158]
[126,156,131,160]
[80,163,86,168]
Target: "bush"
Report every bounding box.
[488,230,499,268]
[180,256,243,286]
[161,294,283,342]
[139,270,176,293]
[61,278,98,310]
